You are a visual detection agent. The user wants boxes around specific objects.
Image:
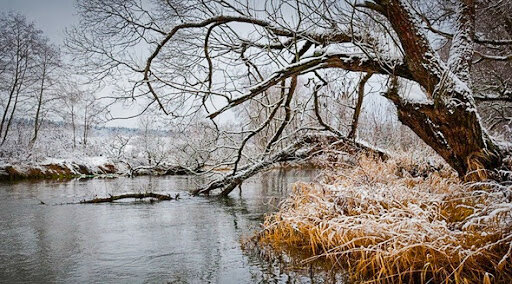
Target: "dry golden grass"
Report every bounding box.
[257,155,512,283]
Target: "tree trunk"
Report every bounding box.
[1,48,30,146]
[82,106,88,147]
[385,79,507,180]
[1,82,22,146]
[71,108,76,149]
[0,75,18,139]
[0,44,23,139]
[348,73,372,139]
[377,0,510,180]
[30,60,47,147]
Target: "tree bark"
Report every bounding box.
[377,0,510,180]
[385,78,505,180]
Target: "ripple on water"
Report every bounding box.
[0,169,345,283]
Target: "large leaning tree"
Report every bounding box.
[68,0,511,195]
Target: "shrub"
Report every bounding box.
[257,155,512,283]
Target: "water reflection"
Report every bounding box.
[0,169,337,283]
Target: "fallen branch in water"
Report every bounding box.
[192,134,388,196]
[80,192,178,204]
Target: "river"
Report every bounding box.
[0,169,341,283]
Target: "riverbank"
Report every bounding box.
[255,155,512,283]
[0,157,194,181]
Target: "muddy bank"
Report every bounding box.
[0,160,195,181]
[0,161,120,181]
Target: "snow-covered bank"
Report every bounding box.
[0,156,194,181]
[0,156,123,180]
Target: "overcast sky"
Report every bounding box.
[1,0,77,44]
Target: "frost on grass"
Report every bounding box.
[257,155,512,283]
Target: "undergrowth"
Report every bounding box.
[257,155,512,283]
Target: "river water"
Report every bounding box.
[0,169,339,283]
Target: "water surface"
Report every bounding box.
[0,169,338,283]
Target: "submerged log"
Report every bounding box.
[80,192,175,204]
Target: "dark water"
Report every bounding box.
[0,169,337,283]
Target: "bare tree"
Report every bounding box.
[54,80,105,149]
[106,131,131,161]
[136,114,170,166]
[29,38,60,146]
[56,84,80,149]
[68,0,512,194]
[469,1,512,137]
[0,13,42,146]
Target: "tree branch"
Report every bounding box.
[208,52,412,119]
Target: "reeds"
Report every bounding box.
[257,155,512,283]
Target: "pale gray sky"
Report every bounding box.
[0,0,77,44]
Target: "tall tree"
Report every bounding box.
[29,38,60,146]
[0,13,42,145]
[68,0,512,194]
